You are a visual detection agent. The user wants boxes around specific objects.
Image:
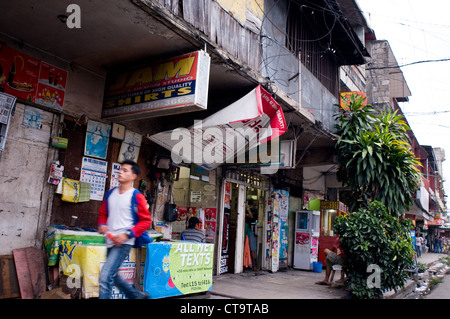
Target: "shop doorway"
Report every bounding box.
[222,182,265,274]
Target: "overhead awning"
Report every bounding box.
[149,85,287,173]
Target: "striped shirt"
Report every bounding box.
[181,228,206,243]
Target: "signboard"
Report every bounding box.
[102,50,210,121]
[149,85,287,173]
[339,91,367,111]
[143,242,214,299]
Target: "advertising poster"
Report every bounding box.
[35,62,67,110]
[220,208,231,274]
[58,245,140,299]
[0,45,67,110]
[204,207,217,240]
[143,242,214,299]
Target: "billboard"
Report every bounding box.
[102,50,210,121]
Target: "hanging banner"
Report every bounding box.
[102,50,210,121]
[149,85,287,174]
[143,242,214,299]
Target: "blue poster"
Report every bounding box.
[84,120,111,159]
[143,241,214,299]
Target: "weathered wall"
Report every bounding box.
[0,37,106,254]
[261,0,300,105]
[0,103,58,254]
[301,65,339,131]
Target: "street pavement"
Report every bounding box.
[425,273,450,299]
[183,252,448,300]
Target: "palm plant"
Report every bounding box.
[334,95,422,216]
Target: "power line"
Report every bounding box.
[367,58,450,70]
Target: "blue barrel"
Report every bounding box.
[312,261,323,273]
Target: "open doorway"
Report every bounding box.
[244,187,265,272]
[220,181,267,274]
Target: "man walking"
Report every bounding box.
[97,160,152,299]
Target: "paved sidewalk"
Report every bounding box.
[190,252,448,300]
[209,268,349,299]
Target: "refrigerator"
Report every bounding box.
[293,210,320,270]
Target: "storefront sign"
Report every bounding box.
[143,242,214,299]
[149,85,287,174]
[102,50,210,121]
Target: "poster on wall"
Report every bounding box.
[143,242,214,299]
[0,45,67,110]
[23,105,44,129]
[110,162,121,189]
[80,157,108,201]
[84,120,111,159]
[35,62,67,110]
[271,189,289,272]
[204,208,217,240]
[118,130,142,163]
[0,92,15,124]
[220,208,231,274]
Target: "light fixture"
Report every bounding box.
[57,14,68,23]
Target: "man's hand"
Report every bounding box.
[110,233,129,246]
[98,224,108,234]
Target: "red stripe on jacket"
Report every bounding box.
[97,190,152,238]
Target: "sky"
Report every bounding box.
[356,0,450,201]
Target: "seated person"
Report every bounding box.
[315,238,345,286]
[181,217,206,243]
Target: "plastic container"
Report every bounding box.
[312,261,323,273]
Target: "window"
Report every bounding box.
[286,1,339,95]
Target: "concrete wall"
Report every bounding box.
[0,38,106,254]
[261,0,300,105]
[300,65,339,132]
[0,103,57,254]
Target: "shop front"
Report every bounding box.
[317,201,348,264]
[217,169,269,274]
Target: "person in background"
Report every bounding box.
[416,233,423,258]
[97,160,151,299]
[315,237,345,286]
[181,217,206,243]
[245,200,258,271]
